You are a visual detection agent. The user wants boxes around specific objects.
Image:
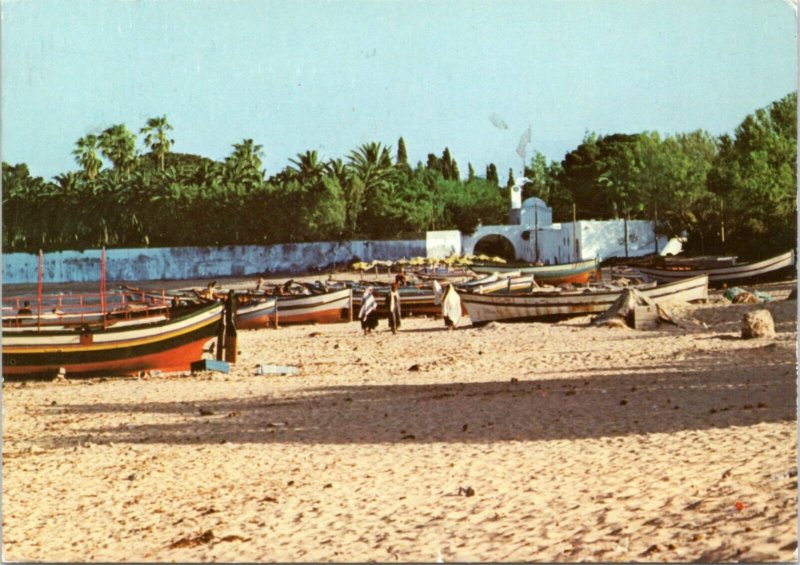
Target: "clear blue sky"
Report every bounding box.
[2,0,796,181]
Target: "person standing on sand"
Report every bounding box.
[387,283,402,334]
[441,283,462,330]
[358,287,379,335]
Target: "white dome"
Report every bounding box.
[522,197,548,208]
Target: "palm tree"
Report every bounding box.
[99,124,137,174]
[347,142,395,193]
[326,158,349,187]
[225,139,265,188]
[288,150,324,183]
[346,142,396,236]
[72,134,103,180]
[226,139,264,172]
[140,115,174,172]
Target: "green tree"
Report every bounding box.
[396,136,409,168]
[485,163,499,186]
[99,124,137,174]
[347,142,396,236]
[705,92,797,257]
[505,168,515,188]
[72,134,103,180]
[225,139,265,189]
[140,115,174,172]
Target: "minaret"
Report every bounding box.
[508,176,529,225]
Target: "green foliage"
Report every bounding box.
[702,92,797,257]
[140,115,174,172]
[99,124,137,174]
[396,137,408,168]
[72,134,103,180]
[3,93,796,261]
[485,163,499,185]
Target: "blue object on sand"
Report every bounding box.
[191,359,230,374]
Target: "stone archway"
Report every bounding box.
[473,234,517,261]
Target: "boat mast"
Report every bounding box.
[37,249,43,331]
[572,203,578,262]
[100,247,107,329]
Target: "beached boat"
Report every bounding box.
[3,301,224,378]
[459,274,536,295]
[412,266,476,284]
[633,250,795,285]
[234,296,278,330]
[351,284,443,317]
[469,258,601,285]
[121,285,277,330]
[4,289,173,330]
[461,274,708,324]
[275,287,353,325]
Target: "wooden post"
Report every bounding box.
[348,289,353,322]
[215,316,225,361]
[653,200,659,254]
[224,292,237,364]
[624,211,629,258]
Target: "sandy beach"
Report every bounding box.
[2,279,797,562]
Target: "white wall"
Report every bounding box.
[2,240,426,284]
[426,230,462,258]
[461,219,666,264]
[578,220,667,261]
[3,222,671,284]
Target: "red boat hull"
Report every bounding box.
[3,303,223,378]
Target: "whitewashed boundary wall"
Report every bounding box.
[578,220,667,261]
[459,219,668,264]
[2,240,426,284]
[425,230,462,258]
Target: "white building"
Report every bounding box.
[426,178,672,264]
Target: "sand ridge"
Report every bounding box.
[2,283,797,562]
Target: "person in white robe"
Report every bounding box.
[386,283,401,334]
[441,283,462,330]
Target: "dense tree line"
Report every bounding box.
[3,93,796,260]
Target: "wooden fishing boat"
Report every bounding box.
[4,289,173,330]
[234,296,278,330]
[3,301,223,378]
[121,285,277,330]
[352,284,443,317]
[459,274,535,295]
[461,275,708,324]
[633,250,795,285]
[412,266,476,284]
[275,287,353,325]
[469,258,601,285]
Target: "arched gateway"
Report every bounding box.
[472,234,516,261]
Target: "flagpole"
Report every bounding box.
[37,250,43,331]
[100,247,107,328]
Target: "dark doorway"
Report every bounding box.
[473,234,517,261]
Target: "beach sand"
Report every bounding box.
[2,281,797,562]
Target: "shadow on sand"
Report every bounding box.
[39,347,796,449]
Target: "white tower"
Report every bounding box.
[508,176,529,224]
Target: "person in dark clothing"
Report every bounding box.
[358,287,379,335]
